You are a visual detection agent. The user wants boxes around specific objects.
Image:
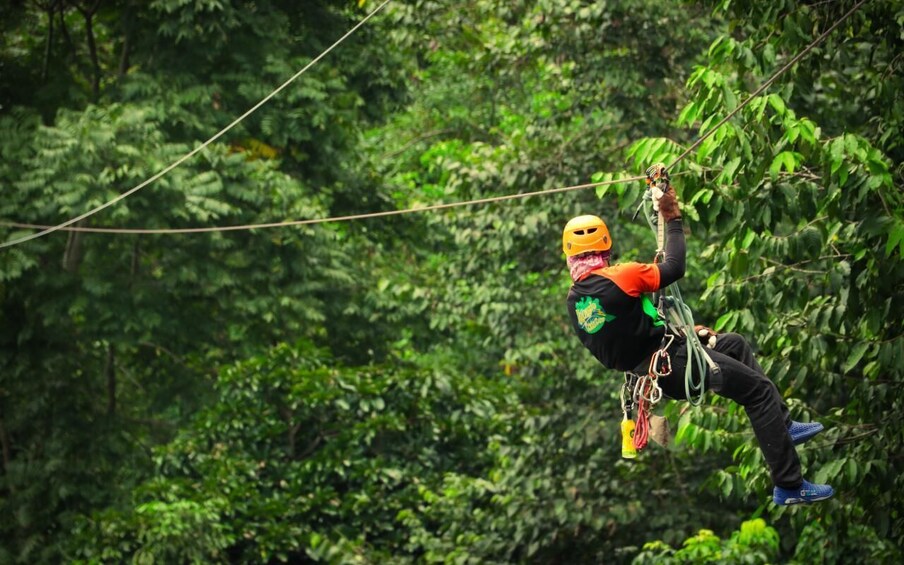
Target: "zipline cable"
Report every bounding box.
[0,176,648,234]
[667,0,869,171]
[0,0,392,249]
[0,0,868,242]
[661,0,868,404]
[628,0,869,408]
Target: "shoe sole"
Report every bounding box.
[774,493,834,505]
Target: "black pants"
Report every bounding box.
[638,333,802,489]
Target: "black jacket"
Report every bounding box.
[566,219,686,371]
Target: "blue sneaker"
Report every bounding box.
[773,480,834,505]
[788,420,824,445]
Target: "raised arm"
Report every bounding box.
[653,184,685,288]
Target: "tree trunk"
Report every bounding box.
[72,0,104,100]
[105,343,116,415]
[62,221,85,272]
[118,29,130,78]
[58,5,73,52]
[118,0,133,77]
[40,2,56,82]
[131,239,140,277]
[82,6,101,101]
[0,415,13,493]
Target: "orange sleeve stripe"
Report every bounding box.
[591,262,661,297]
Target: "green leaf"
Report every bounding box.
[785,120,800,144]
[783,151,797,173]
[767,93,786,116]
[741,229,755,249]
[719,157,741,185]
[829,137,845,174]
[814,458,845,484]
[798,118,817,145]
[886,223,904,257]
[769,151,796,177]
[721,476,734,498]
[714,311,736,332]
[842,342,870,373]
[678,101,699,127]
[722,84,738,111]
[697,136,717,162]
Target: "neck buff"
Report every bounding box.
[567,251,610,282]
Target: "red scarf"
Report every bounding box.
[568,251,610,282]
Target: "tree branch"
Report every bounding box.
[117,0,133,77]
[379,128,454,160]
[296,433,322,460]
[37,0,60,82]
[123,417,176,431]
[711,253,851,287]
[58,5,76,67]
[137,341,188,369]
[72,0,103,101]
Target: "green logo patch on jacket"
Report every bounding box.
[575,296,616,334]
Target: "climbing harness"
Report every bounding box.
[620,163,724,458]
[642,163,721,408]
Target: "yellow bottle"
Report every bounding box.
[621,418,637,459]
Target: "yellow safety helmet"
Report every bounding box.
[562,215,612,257]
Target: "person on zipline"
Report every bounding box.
[562,178,834,505]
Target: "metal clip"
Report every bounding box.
[645,162,670,187]
[621,372,638,414]
[634,374,663,405]
[649,334,674,377]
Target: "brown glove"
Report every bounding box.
[656,188,681,222]
[694,325,718,348]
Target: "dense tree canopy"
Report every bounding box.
[1,0,901,563]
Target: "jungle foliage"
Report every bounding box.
[1,0,902,563]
